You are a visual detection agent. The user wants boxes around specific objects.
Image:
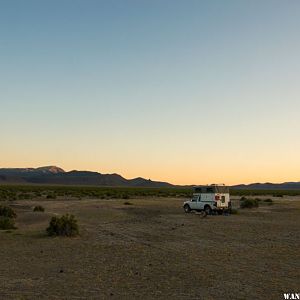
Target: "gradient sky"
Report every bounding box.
[1,0,299,185]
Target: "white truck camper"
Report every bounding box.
[183,184,231,215]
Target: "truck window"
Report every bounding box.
[194,187,202,193]
[191,195,198,202]
[206,187,214,193]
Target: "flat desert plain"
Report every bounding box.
[0,196,299,299]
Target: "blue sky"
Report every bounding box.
[1,0,299,184]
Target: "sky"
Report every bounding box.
[0,0,299,185]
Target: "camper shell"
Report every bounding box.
[183,184,231,214]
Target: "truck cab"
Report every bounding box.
[183,184,231,214]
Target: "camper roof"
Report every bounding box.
[193,185,229,194]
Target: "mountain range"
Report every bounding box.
[0,166,172,187]
[0,166,299,189]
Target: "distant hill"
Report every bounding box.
[232,182,300,190]
[0,166,173,187]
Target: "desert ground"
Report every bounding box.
[0,195,299,299]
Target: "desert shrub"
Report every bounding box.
[273,194,283,198]
[230,208,239,214]
[240,198,259,209]
[264,198,273,205]
[33,205,45,212]
[46,194,57,199]
[264,198,273,202]
[18,193,32,200]
[46,214,79,237]
[0,206,17,218]
[0,217,16,230]
[122,194,130,199]
[123,201,133,205]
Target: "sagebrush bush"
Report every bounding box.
[230,208,239,214]
[123,201,133,205]
[264,198,273,205]
[0,217,16,230]
[33,205,45,212]
[18,193,32,200]
[0,206,17,218]
[46,214,79,237]
[240,198,259,209]
[264,198,273,203]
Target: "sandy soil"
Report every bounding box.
[0,197,299,299]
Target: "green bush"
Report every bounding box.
[0,217,16,230]
[0,206,17,218]
[230,208,239,214]
[46,194,57,199]
[46,214,79,237]
[240,198,259,209]
[33,205,45,212]
[123,201,133,205]
[122,194,130,199]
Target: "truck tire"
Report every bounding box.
[204,205,212,215]
[184,204,191,213]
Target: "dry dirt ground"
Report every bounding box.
[0,197,299,299]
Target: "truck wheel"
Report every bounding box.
[204,205,212,215]
[184,205,191,213]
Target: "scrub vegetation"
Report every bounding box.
[0,194,299,299]
[240,197,259,209]
[0,185,300,202]
[33,205,45,212]
[0,205,17,230]
[0,205,17,218]
[46,214,79,237]
[0,217,16,230]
